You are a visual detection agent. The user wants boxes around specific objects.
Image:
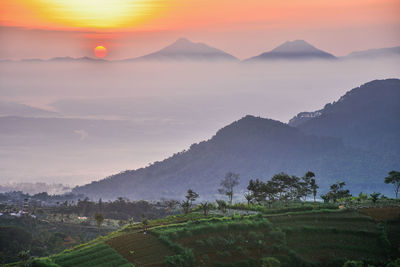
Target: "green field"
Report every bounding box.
[15,206,400,267]
[51,242,133,267]
[107,233,174,267]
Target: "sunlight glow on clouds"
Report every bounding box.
[1,0,399,31]
[1,0,164,29]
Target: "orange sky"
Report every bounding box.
[0,0,399,59]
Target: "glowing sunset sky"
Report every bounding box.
[1,0,399,59]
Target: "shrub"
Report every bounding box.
[164,248,194,267]
[261,257,281,267]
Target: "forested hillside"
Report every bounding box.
[74,79,400,200]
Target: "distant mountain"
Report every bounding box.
[0,182,71,195]
[48,56,105,62]
[74,80,400,200]
[290,79,400,160]
[0,101,57,117]
[345,46,400,59]
[245,40,336,62]
[18,57,105,62]
[125,38,238,62]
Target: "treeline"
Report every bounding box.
[53,197,170,221]
[180,170,400,212]
[243,170,399,205]
[246,171,318,205]
[0,191,85,206]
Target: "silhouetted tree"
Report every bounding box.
[310,178,319,202]
[321,181,351,203]
[186,189,199,206]
[247,179,268,203]
[370,192,381,203]
[199,202,212,216]
[267,172,300,202]
[299,171,316,201]
[218,172,240,204]
[181,200,190,214]
[94,213,104,235]
[384,170,400,198]
[244,192,253,205]
[183,189,199,213]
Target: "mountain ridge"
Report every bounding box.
[3,40,400,62]
[344,46,400,59]
[73,79,400,200]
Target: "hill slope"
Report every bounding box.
[35,208,400,267]
[290,79,400,162]
[345,46,400,59]
[245,40,336,62]
[74,79,399,200]
[125,38,238,62]
[0,101,57,117]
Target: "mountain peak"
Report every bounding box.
[245,39,336,61]
[213,115,296,142]
[272,40,317,53]
[128,38,238,61]
[173,37,192,44]
[162,38,218,54]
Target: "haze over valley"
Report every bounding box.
[1,42,399,188]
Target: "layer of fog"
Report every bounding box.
[0,58,399,186]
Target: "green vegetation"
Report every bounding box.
[385,171,400,199]
[51,242,133,267]
[218,172,240,205]
[107,232,173,266]
[3,170,400,266]
[246,172,321,205]
[15,202,400,267]
[321,181,351,203]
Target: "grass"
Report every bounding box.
[267,210,379,233]
[148,209,391,266]
[385,218,400,258]
[358,207,400,222]
[52,242,133,267]
[27,204,400,267]
[107,232,174,267]
[267,210,389,265]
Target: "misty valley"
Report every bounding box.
[1,28,400,267]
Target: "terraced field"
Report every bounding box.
[30,207,400,267]
[171,219,286,265]
[267,210,388,264]
[386,218,400,258]
[267,210,379,232]
[107,232,174,267]
[52,242,133,267]
[359,207,400,222]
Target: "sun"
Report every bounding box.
[18,0,163,29]
[94,46,107,58]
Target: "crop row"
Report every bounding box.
[52,242,132,267]
[53,243,110,263]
